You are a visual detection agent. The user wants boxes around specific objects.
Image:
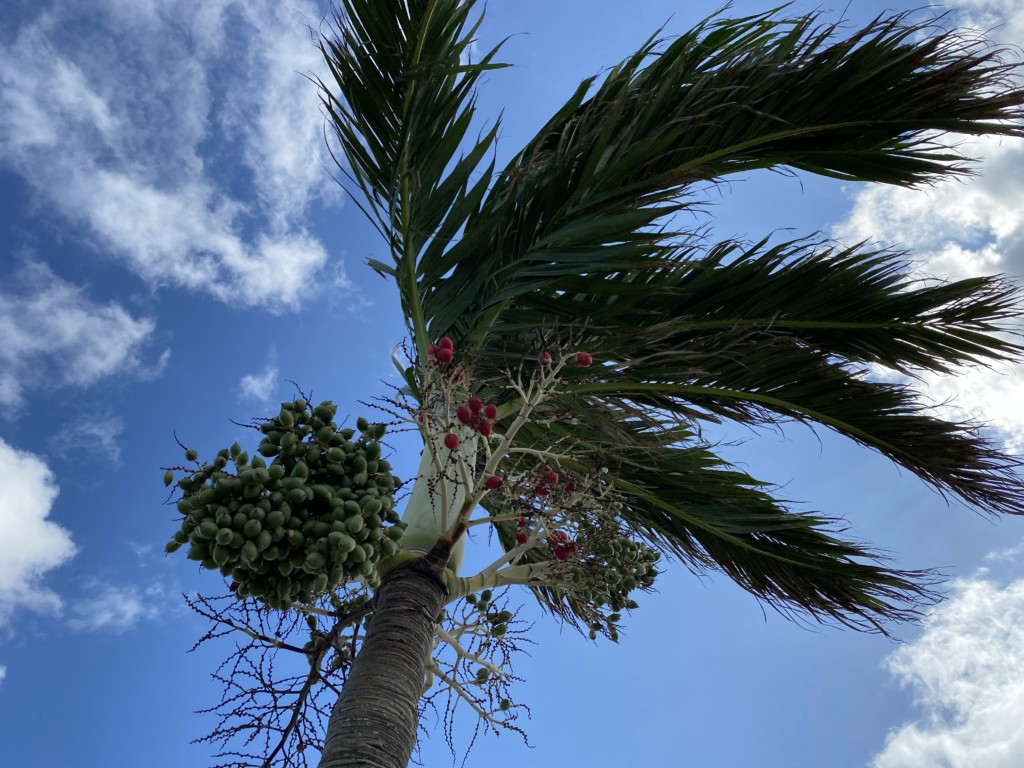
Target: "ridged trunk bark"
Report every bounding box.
[318,553,448,768]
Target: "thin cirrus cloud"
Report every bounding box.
[0,438,77,628]
[0,0,347,311]
[871,574,1024,768]
[0,262,156,410]
[67,580,167,634]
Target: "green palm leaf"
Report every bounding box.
[319,1,1024,628]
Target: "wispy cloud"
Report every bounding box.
[0,439,77,627]
[67,580,166,634]
[872,576,1024,768]
[0,262,157,411]
[48,411,126,466]
[239,347,279,402]
[0,665,6,686]
[0,0,349,311]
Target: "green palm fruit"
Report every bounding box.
[230,442,241,458]
[361,498,382,517]
[306,445,321,464]
[340,428,355,440]
[165,540,181,554]
[185,449,199,462]
[365,441,381,461]
[163,469,174,486]
[356,416,369,432]
[199,520,219,540]
[345,516,365,534]
[291,461,309,479]
[243,519,262,539]
[241,541,258,562]
[236,451,249,466]
[304,552,326,571]
[259,442,280,457]
[278,409,295,428]
[215,528,234,546]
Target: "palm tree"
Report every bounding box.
[311,1,1024,765]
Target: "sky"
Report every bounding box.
[1,0,1023,766]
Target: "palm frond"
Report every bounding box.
[424,7,1024,345]
[317,0,507,354]
[494,411,938,632]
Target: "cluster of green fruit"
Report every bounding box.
[569,535,659,615]
[164,400,405,609]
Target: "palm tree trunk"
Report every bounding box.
[318,550,448,768]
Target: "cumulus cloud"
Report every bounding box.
[871,576,1024,768]
[67,581,166,634]
[832,0,1024,453]
[0,439,77,626]
[0,262,155,410]
[0,0,343,311]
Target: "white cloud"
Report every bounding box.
[872,577,1024,768]
[0,439,77,626]
[67,581,165,634]
[0,0,345,311]
[239,347,279,401]
[0,665,6,685]
[832,0,1024,454]
[0,262,155,410]
[48,412,126,466]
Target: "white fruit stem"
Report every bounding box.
[451,562,556,600]
[402,356,566,577]
[433,626,502,675]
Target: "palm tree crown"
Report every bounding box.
[318,0,1024,635]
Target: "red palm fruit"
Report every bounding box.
[563,482,575,494]
[516,516,527,528]
[537,487,549,496]
[478,420,493,437]
[550,530,569,542]
[229,581,239,592]
[569,541,579,553]
[485,475,502,490]
[444,433,460,450]
[516,532,529,545]
[427,344,437,357]
[543,469,559,484]
[537,351,552,365]
[456,405,472,424]
[575,351,593,367]
[436,347,454,364]
[438,336,454,350]
[468,396,483,413]
[483,403,498,419]
[554,547,569,562]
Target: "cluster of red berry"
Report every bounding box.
[426,336,455,364]
[547,529,579,561]
[538,350,593,367]
[456,396,498,436]
[535,468,560,496]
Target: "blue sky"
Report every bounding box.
[1,1,1024,766]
